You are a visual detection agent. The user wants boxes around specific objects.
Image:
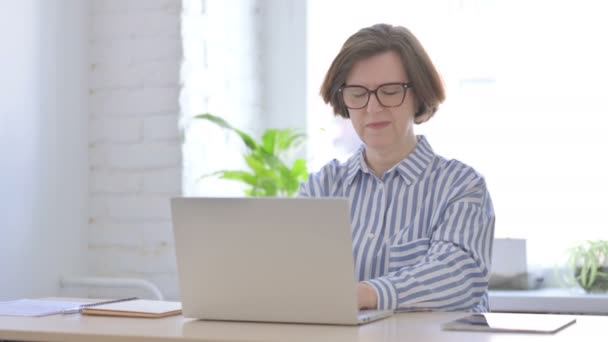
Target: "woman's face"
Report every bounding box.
[344,51,417,153]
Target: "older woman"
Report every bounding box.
[300,23,495,312]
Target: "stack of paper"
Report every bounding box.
[0,299,85,317]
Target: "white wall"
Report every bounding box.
[88,0,307,300]
[261,0,307,131]
[0,0,300,301]
[87,0,183,300]
[0,0,89,300]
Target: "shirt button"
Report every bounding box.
[368,233,375,239]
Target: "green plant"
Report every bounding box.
[194,113,309,197]
[564,240,608,293]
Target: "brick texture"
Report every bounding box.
[89,0,269,301]
[88,0,182,300]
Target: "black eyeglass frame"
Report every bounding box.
[338,82,414,109]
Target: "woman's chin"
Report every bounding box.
[362,138,393,151]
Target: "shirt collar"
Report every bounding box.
[345,135,435,186]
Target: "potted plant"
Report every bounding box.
[194,113,309,197]
[564,240,608,293]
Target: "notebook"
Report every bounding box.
[170,197,393,325]
[81,299,182,318]
[441,313,576,334]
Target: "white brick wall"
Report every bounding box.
[88,0,183,300]
[87,0,292,300]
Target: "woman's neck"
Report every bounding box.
[365,135,418,178]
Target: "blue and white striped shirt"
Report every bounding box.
[300,136,495,312]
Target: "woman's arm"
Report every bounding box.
[364,176,495,312]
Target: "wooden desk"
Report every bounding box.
[0,311,603,342]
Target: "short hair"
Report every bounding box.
[320,24,445,123]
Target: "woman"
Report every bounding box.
[300,24,495,312]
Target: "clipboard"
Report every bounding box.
[441,313,576,334]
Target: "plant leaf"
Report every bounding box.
[253,149,289,171]
[257,177,279,196]
[276,129,306,153]
[579,261,590,288]
[244,155,270,176]
[291,159,309,180]
[261,129,278,155]
[195,113,260,151]
[218,170,257,186]
[589,258,598,287]
[197,170,227,181]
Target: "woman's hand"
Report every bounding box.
[357,282,378,310]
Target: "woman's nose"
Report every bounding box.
[366,92,383,113]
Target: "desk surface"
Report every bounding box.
[0,311,604,342]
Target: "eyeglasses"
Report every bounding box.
[339,82,413,109]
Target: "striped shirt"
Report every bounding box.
[299,135,495,312]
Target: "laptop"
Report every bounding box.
[170,197,393,325]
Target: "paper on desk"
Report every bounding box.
[0,299,85,317]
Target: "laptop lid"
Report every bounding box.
[171,197,366,325]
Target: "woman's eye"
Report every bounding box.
[380,86,402,96]
[381,90,399,96]
[346,89,367,98]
